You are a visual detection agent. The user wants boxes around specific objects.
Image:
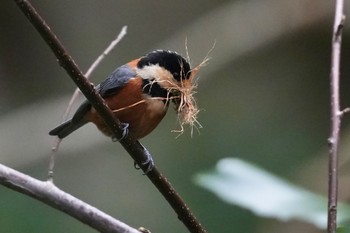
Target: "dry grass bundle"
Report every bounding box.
[170,58,209,136]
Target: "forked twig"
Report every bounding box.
[61,25,127,131]
[49,26,127,179]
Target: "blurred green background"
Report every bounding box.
[1,0,350,232]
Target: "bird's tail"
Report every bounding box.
[49,101,91,139]
[49,119,88,139]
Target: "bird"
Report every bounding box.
[49,49,197,139]
[49,50,202,170]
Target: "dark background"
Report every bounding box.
[1,1,350,232]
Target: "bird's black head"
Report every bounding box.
[137,50,191,81]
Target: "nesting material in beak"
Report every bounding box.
[169,57,209,136]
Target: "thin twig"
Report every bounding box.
[340,107,350,115]
[328,0,345,232]
[14,1,207,233]
[49,26,128,179]
[0,163,140,233]
[61,25,128,127]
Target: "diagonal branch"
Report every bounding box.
[328,0,345,232]
[0,163,140,233]
[49,26,128,178]
[13,0,207,233]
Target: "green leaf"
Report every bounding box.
[337,226,350,233]
[194,158,350,229]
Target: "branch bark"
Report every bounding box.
[0,163,140,233]
[13,0,207,233]
[49,26,128,177]
[328,0,345,232]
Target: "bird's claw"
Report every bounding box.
[134,145,155,174]
[112,122,129,142]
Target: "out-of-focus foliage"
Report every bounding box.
[337,227,350,233]
[1,0,350,233]
[195,158,350,229]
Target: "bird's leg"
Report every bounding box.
[111,123,154,173]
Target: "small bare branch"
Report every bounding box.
[328,0,345,232]
[49,26,128,179]
[62,25,128,128]
[0,163,141,233]
[340,107,350,116]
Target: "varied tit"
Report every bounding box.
[49,50,200,142]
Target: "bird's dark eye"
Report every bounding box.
[173,72,179,79]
